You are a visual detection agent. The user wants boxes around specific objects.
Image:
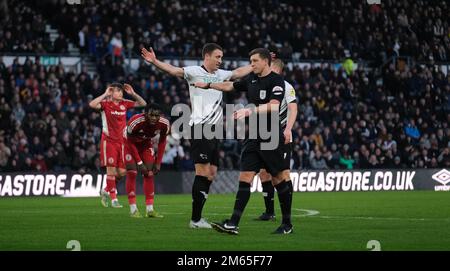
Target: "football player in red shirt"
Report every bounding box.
[124,103,170,218]
[89,83,146,208]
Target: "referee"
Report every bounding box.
[194,48,294,234]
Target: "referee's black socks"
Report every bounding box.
[262,181,275,215]
[191,175,212,222]
[230,181,251,226]
[275,180,293,226]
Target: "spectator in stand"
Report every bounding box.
[4,0,447,62]
[310,150,329,170]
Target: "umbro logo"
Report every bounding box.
[432,169,450,186]
[251,80,257,83]
[200,153,208,159]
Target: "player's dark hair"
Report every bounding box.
[109,82,124,92]
[202,43,223,58]
[249,48,272,66]
[145,102,163,113]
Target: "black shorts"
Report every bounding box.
[240,139,290,176]
[190,124,220,166]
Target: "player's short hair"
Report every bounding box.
[145,103,163,114]
[272,58,285,71]
[202,43,223,58]
[249,48,271,66]
[109,82,124,92]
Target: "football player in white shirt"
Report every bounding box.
[141,43,252,228]
[256,58,298,222]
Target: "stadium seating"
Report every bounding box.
[0,0,448,172]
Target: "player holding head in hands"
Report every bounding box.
[89,83,146,208]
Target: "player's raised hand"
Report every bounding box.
[192,82,209,89]
[123,83,135,95]
[141,47,157,63]
[104,87,113,97]
[233,108,252,120]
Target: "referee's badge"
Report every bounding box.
[259,90,267,99]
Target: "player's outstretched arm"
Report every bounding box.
[193,81,235,92]
[89,87,111,110]
[233,100,280,120]
[124,83,147,107]
[141,47,184,78]
[230,65,252,80]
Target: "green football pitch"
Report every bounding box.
[0,191,449,251]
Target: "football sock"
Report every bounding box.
[106,175,117,200]
[126,170,137,205]
[143,175,155,206]
[262,181,275,215]
[230,181,251,226]
[191,175,211,222]
[275,180,293,226]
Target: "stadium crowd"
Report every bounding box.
[1,0,449,63]
[0,55,448,173]
[0,0,449,173]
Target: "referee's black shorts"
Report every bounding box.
[190,124,220,166]
[240,139,290,176]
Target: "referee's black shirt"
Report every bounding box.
[233,71,285,145]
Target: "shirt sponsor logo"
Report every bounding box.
[111,111,126,116]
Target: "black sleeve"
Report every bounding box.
[232,75,250,92]
[268,75,285,103]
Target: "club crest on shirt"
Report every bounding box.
[259,90,267,99]
[120,105,126,110]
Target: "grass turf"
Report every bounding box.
[0,191,449,251]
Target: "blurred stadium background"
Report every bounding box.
[0,0,449,250]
